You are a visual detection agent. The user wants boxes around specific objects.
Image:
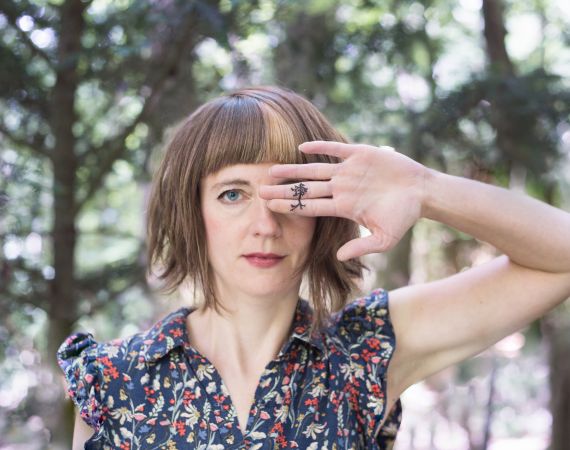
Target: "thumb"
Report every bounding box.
[336,235,388,261]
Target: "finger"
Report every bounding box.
[269,163,336,180]
[259,181,332,200]
[336,235,387,261]
[299,141,359,159]
[266,198,339,217]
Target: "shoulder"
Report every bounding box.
[324,287,397,380]
[55,307,191,427]
[334,287,390,322]
[328,288,394,350]
[56,332,121,429]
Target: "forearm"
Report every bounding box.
[421,168,570,273]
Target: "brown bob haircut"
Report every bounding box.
[146,86,366,334]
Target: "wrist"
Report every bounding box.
[419,166,442,220]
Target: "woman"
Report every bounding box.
[57,86,570,449]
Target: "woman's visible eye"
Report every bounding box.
[218,189,243,203]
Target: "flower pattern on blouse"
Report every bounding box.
[57,288,402,449]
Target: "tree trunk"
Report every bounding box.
[273,8,338,100]
[48,317,77,449]
[542,184,570,450]
[481,4,570,443]
[549,321,570,450]
[482,0,514,75]
[48,0,86,445]
[481,0,521,167]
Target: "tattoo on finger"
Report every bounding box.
[290,182,308,211]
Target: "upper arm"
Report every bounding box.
[73,409,94,450]
[387,254,570,396]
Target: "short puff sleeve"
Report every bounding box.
[57,332,106,430]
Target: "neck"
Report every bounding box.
[187,288,300,374]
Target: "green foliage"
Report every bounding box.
[1,0,570,445]
[421,70,570,176]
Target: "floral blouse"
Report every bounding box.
[57,288,402,449]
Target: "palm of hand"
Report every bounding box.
[261,142,427,261]
[329,146,425,260]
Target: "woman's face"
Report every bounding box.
[200,162,316,302]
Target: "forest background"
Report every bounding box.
[1,0,570,448]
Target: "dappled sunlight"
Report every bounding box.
[2,0,570,447]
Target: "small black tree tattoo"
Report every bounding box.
[290,182,308,211]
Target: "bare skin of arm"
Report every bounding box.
[73,409,94,450]
[386,168,570,418]
[261,141,570,430]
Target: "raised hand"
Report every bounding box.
[259,141,428,261]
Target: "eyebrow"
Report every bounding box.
[211,178,296,191]
[211,179,250,191]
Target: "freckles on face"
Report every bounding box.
[197,163,319,299]
[200,180,229,244]
[202,211,225,235]
[282,214,316,244]
[199,163,316,258]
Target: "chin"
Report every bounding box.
[239,282,297,299]
[244,287,289,298]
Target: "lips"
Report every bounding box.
[243,253,285,268]
[243,253,285,258]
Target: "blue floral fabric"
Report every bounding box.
[57,288,402,449]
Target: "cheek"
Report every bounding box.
[202,212,229,250]
[289,217,317,247]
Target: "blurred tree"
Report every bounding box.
[257,4,570,443]
[1,0,569,447]
[273,3,340,99]
[0,0,250,445]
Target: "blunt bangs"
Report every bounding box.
[202,95,322,177]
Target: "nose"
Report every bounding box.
[250,196,282,238]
